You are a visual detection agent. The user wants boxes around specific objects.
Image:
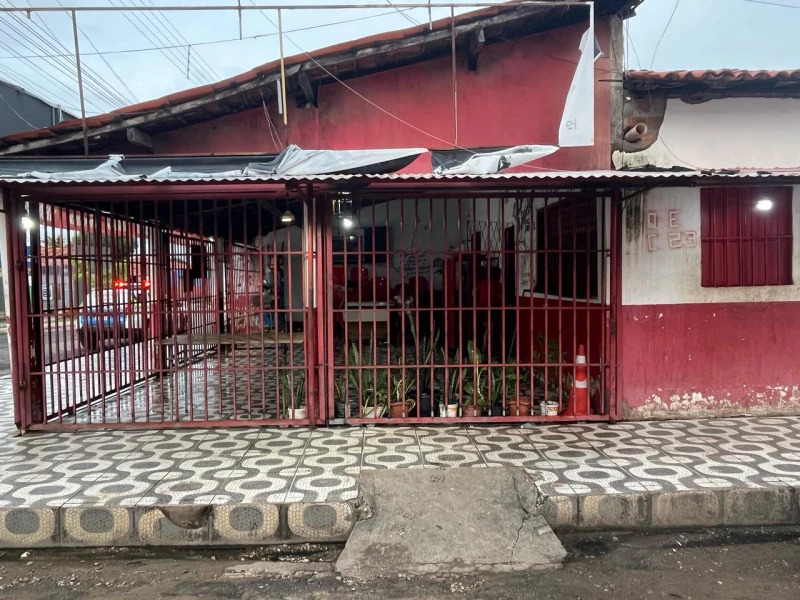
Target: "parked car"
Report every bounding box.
[78,281,149,351]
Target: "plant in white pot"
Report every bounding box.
[349,344,389,418]
[280,369,307,420]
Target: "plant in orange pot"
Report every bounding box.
[388,371,417,419]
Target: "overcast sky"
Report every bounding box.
[0,0,798,117]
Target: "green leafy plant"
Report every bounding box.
[279,369,306,411]
[533,334,574,402]
[461,341,491,410]
[406,312,442,396]
[389,371,417,412]
[348,344,389,418]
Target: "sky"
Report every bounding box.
[0,0,798,117]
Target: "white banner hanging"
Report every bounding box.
[558,14,597,148]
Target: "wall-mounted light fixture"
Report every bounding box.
[755,198,773,212]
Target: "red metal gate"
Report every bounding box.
[8,191,321,430]
[322,192,617,424]
[7,186,618,430]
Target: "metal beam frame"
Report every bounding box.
[0,3,594,14]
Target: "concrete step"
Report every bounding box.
[336,467,567,578]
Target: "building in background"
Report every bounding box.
[0,79,73,138]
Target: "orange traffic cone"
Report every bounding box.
[570,344,589,417]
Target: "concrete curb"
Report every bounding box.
[542,485,800,531]
[0,501,358,549]
[0,486,797,548]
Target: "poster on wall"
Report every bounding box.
[515,199,536,296]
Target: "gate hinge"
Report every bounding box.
[17,380,27,390]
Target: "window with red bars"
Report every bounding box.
[700,187,793,287]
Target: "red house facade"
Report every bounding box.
[2,2,798,432]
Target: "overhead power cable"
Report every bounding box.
[0,62,84,114]
[0,27,106,113]
[736,0,800,8]
[107,0,206,86]
[0,1,130,107]
[52,0,139,103]
[649,0,680,70]
[131,0,216,82]
[385,0,421,25]
[0,8,415,59]
[0,86,43,129]
[141,0,221,81]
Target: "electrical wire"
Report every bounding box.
[0,62,86,115]
[0,2,131,108]
[649,0,680,70]
[130,0,212,83]
[624,18,642,70]
[0,86,39,129]
[736,0,800,8]
[132,0,217,82]
[0,2,129,107]
[253,5,574,170]
[107,0,205,86]
[0,29,106,113]
[260,87,282,152]
[142,0,221,81]
[385,0,421,25]
[52,0,139,103]
[0,9,415,59]
[0,19,126,111]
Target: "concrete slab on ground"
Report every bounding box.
[336,467,566,578]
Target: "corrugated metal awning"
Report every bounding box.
[2,169,800,186]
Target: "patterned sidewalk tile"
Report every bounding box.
[0,363,798,510]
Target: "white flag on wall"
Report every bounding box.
[558,24,598,148]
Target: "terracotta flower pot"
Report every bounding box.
[508,397,532,417]
[462,405,483,418]
[389,401,413,419]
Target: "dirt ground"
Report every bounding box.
[0,527,798,599]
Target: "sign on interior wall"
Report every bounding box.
[515,199,536,296]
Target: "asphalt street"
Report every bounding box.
[0,527,798,600]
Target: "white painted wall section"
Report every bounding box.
[615,97,800,170]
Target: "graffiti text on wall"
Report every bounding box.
[647,209,697,252]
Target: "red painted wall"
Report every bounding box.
[155,20,613,171]
[620,302,800,419]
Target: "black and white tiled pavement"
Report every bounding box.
[1,373,800,545]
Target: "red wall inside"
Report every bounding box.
[155,20,613,171]
[516,296,605,366]
[620,302,800,418]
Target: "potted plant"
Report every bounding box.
[444,348,465,418]
[461,342,490,417]
[348,344,389,418]
[533,335,573,413]
[333,372,348,419]
[406,313,442,417]
[388,371,416,418]
[280,369,307,420]
[503,365,532,416]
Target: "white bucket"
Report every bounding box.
[444,404,459,418]
[539,401,559,416]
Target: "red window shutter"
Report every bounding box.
[700,187,793,288]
